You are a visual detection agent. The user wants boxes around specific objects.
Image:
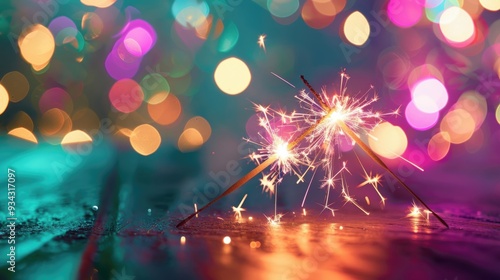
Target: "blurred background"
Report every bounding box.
[0,0,499,279]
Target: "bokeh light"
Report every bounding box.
[1,71,29,103]
[105,40,142,80]
[104,19,156,80]
[343,11,370,46]
[439,7,475,45]
[301,0,339,29]
[130,124,162,156]
[462,0,484,19]
[148,93,182,125]
[268,0,300,18]
[195,16,223,40]
[496,104,500,124]
[61,130,93,145]
[7,128,38,144]
[178,128,204,152]
[147,92,170,105]
[109,79,144,113]
[214,57,252,95]
[411,78,448,114]
[313,0,342,16]
[81,0,116,8]
[117,128,133,137]
[405,101,440,131]
[140,73,170,104]
[479,0,500,11]
[185,116,212,143]
[440,109,475,144]
[425,0,460,23]
[428,132,451,161]
[48,16,79,47]
[123,20,157,57]
[0,84,9,115]
[82,12,104,40]
[217,22,239,53]
[368,122,408,159]
[173,0,209,28]
[18,24,55,70]
[388,0,423,28]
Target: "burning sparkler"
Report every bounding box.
[177,73,448,228]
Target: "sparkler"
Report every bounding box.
[177,73,449,228]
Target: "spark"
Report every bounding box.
[232,194,248,220]
[302,208,307,216]
[177,72,449,229]
[265,213,284,225]
[271,72,296,88]
[407,201,431,220]
[246,102,307,198]
[319,202,337,217]
[407,202,423,218]
[194,203,198,218]
[258,34,266,52]
[356,153,386,206]
[343,193,370,216]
